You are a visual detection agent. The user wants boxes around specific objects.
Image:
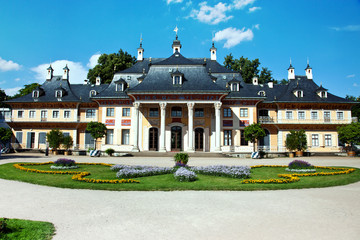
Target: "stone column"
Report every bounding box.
[132,102,140,152]
[187,102,195,152]
[214,102,222,152]
[159,102,167,152]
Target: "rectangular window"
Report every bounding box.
[38,132,46,144]
[86,109,96,118]
[41,110,47,119]
[53,110,59,118]
[16,132,23,144]
[240,131,248,146]
[223,108,232,118]
[149,108,159,117]
[63,132,70,138]
[29,110,36,118]
[18,110,23,118]
[171,107,182,117]
[64,111,71,119]
[298,111,305,120]
[224,130,232,146]
[311,111,318,120]
[85,132,95,147]
[106,108,114,117]
[240,108,248,117]
[286,111,293,119]
[325,134,332,147]
[106,129,114,145]
[122,108,130,117]
[312,134,319,147]
[337,112,344,120]
[324,111,331,122]
[122,129,130,145]
[195,108,204,117]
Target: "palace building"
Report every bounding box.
[4,35,354,154]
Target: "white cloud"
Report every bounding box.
[87,53,101,68]
[167,0,183,4]
[31,60,88,84]
[253,23,260,29]
[15,78,21,82]
[0,57,21,72]
[190,2,232,25]
[346,74,355,78]
[233,0,256,9]
[213,27,254,48]
[248,6,261,12]
[353,83,358,87]
[330,25,360,31]
[181,0,192,10]
[4,87,21,96]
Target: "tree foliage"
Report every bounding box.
[11,83,40,98]
[345,95,360,120]
[0,127,12,144]
[86,122,107,149]
[224,54,261,84]
[244,123,266,152]
[87,49,136,84]
[259,67,274,83]
[0,89,8,108]
[337,122,360,150]
[46,129,63,150]
[285,130,307,152]
[62,135,73,150]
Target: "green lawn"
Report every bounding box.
[0,162,359,191]
[0,218,55,240]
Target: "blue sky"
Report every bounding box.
[0,0,359,98]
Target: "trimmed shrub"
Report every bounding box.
[54,158,76,166]
[174,167,197,182]
[288,160,314,169]
[105,148,115,156]
[174,153,189,165]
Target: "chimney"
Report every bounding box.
[63,64,69,80]
[268,81,273,88]
[83,79,88,85]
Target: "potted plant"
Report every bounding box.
[46,129,63,155]
[105,148,115,156]
[337,122,360,157]
[174,153,189,167]
[285,130,307,157]
[62,135,73,156]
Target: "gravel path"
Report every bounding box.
[0,154,359,240]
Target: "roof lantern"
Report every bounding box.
[63,64,69,80]
[172,26,182,53]
[288,58,295,80]
[46,65,53,81]
[137,34,144,61]
[96,75,101,85]
[305,59,313,79]
[210,41,217,61]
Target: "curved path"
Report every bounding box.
[0,154,359,240]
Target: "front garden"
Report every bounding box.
[0,155,358,191]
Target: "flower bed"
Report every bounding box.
[50,165,79,170]
[191,165,251,179]
[174,167,197,182]
[288,160,314,169]
[285,168,316,173]
[13,162,139,184]
[114,165,174,178]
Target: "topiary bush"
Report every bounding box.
[174,153,189,165]
[105,148,115,156]
[288,160,314,169]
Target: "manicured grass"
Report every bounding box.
[0,162,359,191]
[0,218,55,240]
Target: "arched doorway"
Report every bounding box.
[149,127,158,151]
[171,126,182,151]
[195,128,204,151]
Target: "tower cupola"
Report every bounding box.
[288,59,295,80]
[210,42,217,61]
[305,60,313,79]
[172,26,182,53]
[137,35,144,61]
[63,64,69,80]
[46,65,53,81]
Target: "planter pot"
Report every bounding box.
[53,150,57,155]
[295,151,304,157]
[347,151,356,157]
[289,152,294,158]
[64,151,69,156]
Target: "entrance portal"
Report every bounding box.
[195,128,204,151]
[171,126,182,151]
[149,128,158,151]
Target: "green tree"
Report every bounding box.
[259,67,273,83]
[244,123,266,152]
[337,122,360,151]
[224,55,260,84]
[46,129,64,151]
[11,83,40,98]
[345,95,360,120]
[62,135,73,150]
[0,89,9,108]
[86,122,107,149]
[0,127,12,144]
[87,49,136,84]
[285,130,307,152]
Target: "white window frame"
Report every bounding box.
[325,134,332,147]
[121,129,130,145]
[29,110,36,118]
[312,134,319,147]
[55,90,62,98]
[298,111,305,120]
[240,108,248,117]
[106,108,115,117]
[41,110,47,119]
[64,110,71,119]
[324,111,331,122]
[52,110,59,119]
[286,111,293,120]
[18,110,24,118]
[86,109,96,118]
[336,111,344,120]
[122,108,130,117]
[311,111,318,120]
[106,129,114,145]
[32,90,39,98]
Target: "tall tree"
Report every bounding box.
[224,55,260,84]
[11,83,40,98]
[244,123,266,152]
[0,89,8,107]
[0,127,12,145]
[86,122,107,149]
[259,67,273,84]
[346,95,360,120]
[87,49,136,84]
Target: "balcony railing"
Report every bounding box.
[258,116,351,124]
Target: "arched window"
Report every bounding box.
[32,90,39,98]
[89,90,97,97]
[55,90,62,98]
[258,90,266,96]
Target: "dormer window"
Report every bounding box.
[55,90,62,98]
[116,83,125,92]
[171,70,183,85]
[294,90,303,98]
[320,91,327,98]
[174,76,181,85]
[230,83,240,92]
[258,90,266,96]
[32,90,39,98]
[90,90,97,97]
